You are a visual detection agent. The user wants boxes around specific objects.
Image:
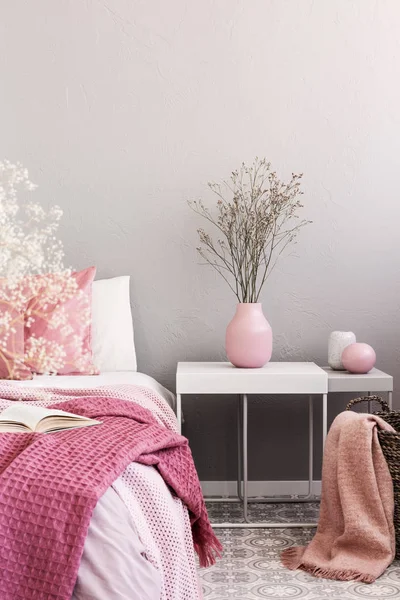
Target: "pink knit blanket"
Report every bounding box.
[0,393,222,600]
[282,411,395,583]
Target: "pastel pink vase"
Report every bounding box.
[225,303,273,368]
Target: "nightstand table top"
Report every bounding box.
[321,367,393,393]
[176,361,328,395]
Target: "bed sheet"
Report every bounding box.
[13,371,176,410]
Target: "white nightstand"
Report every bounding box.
[322,367,393,410]
[176,361,328,528]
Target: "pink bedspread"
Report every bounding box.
[0,384,221,600]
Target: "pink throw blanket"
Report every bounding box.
[0,395,222,600]
[282,411,396,583]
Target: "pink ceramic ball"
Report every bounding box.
[341,342,376,374]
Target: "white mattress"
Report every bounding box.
[11,371,176,410]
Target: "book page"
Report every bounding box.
[36,420,100,433]
[0,404,93,432]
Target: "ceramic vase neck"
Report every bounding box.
[236,302,263,315]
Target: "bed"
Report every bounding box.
[0,274,213,599]
[0,372,202,600]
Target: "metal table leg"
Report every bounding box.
[232,393,318,528]
[208,395,245,505]
[212,521,318,529]
[307,395,314,498]
[243,394,249,522]
[322,393,327,448]
[209,393,321,528]
[236,394,313,504]
[237,394,243,500]
[177,394,182,434]
[389,391,393,409]
[241,394,316,506]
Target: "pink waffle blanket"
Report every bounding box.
[0,393,222,600]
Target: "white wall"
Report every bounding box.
[1,0,400,479]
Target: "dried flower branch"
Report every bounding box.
[189,158,311,303]
[0,161,91,378]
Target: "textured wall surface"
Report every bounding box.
[1,0,400,481]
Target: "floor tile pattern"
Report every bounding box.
[199,502,400,599]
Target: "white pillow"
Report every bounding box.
[91,276,137,371]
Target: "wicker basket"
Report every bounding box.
[346,395,400,559]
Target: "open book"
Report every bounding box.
[0,404,102,434]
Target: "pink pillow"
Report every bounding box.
[0,293,32,380]
[24,267,98,375]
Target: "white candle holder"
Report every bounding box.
[328,331,356,370]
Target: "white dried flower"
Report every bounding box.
[0,160,82,379]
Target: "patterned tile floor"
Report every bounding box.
[199,502,400,599]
